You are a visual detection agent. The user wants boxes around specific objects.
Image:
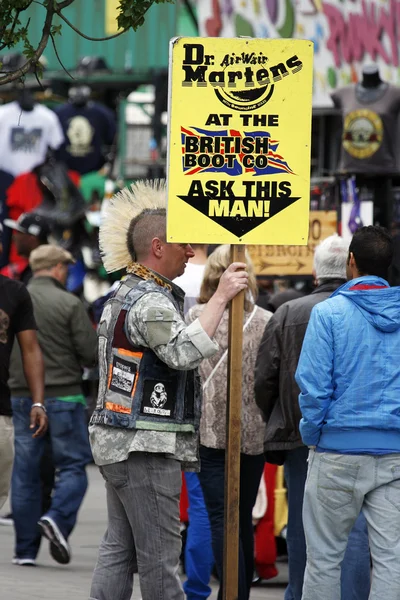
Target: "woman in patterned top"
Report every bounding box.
[187,245,272,600]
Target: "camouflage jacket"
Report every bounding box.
[89,264,218,468]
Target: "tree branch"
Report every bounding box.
[50,31,74,79]
[0,0,161,84]
[56,0,77,9]
[33,64,45,90]
[55,0,160,42]
[0,1,55,85]
[55,7,129,41]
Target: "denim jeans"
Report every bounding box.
[183,472,214,600]
[284,446,370,600]
[0,416,14,510]
[303,450,400,600]
[11,397,91,559]
[198,445,265,600]
[90,452,184,600]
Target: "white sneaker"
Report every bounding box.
[12,557,36,566]
[0,513,14,526]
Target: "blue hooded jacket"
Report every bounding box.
[295,275,400,453]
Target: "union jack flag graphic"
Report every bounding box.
[181,126,295,177]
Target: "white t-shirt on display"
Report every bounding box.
[0,101,64,177]
[174,263,206,314]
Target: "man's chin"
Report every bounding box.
[172,264,187,280]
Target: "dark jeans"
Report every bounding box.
[41,435,55,515]
[198,445,265,600]
[284,446,371,600]
[11,397,92,559]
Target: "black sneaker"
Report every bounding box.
[0,512,14,526]
[38,516,71,564]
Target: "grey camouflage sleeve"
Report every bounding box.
[126,292,218,371]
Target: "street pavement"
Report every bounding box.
[0,465,286,600]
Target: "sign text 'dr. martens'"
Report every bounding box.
[181,43,303,111]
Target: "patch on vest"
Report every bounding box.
[109,355,137,397]
[141,379,177,417]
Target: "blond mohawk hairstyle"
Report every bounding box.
[99,179,167,273]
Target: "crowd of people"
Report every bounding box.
[1,177,400,600]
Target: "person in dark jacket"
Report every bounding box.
[254,235,370,600]
[0,213,52,529]
[265,285,304,313]
[9,245,97,567]
[0,224,47,518]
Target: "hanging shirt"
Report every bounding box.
[0,170,80,282]
[0,170,14,269]
[55,102,116,174]
[332,84,400,174]
[0,102,64,177]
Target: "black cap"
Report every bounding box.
[4,212,50,240]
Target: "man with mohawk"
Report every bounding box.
[89,180,248,600]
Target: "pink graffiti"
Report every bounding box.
[323,0,399,68]
[205,0,222,37]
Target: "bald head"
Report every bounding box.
[127,209,166,262]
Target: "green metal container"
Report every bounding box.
[13,0,176,72]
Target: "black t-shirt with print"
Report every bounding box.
[0,275,36,415]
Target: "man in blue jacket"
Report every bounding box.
[296,225,400,600]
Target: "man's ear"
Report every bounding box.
[151,237,164,259]
[312,268,317,286]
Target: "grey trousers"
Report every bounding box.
[89,452,184,600]
[303,450,400,600]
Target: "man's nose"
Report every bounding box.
[186,244,195,257]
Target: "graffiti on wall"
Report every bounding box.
[197,0,400,107]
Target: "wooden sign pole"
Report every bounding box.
[223,244,246,600]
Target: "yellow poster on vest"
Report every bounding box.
[167,37,313,245]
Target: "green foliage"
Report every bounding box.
[117,0,173,31]
[0,1,36,62]
[0,0,173,81]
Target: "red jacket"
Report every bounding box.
[1,170,80,280]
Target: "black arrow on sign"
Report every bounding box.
[177,194,302,238]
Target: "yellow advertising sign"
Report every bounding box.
[248,211,337,276]
[167,37,313,245]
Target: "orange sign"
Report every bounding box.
[248,211,337,276]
